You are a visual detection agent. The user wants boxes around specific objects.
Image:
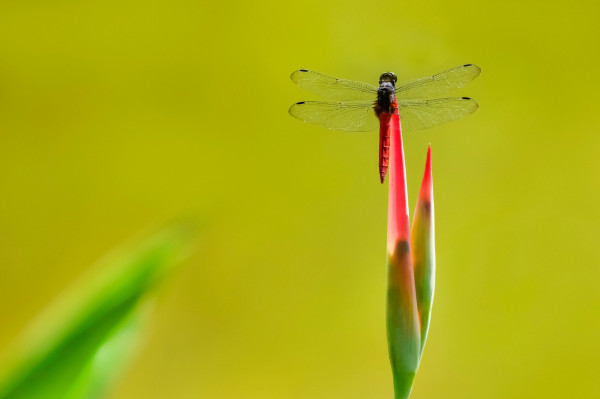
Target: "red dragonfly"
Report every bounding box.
[289,64,481,183]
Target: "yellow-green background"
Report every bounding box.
[0,0,598,398]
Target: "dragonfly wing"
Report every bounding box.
[397,97,479,131]
[289,101,379,132]
[290,70,378,101]
[396,64,481,99]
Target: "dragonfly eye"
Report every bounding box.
[379,72,397,86]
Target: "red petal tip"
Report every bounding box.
[419,146,433,200]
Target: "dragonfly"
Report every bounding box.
[289,64,481,183]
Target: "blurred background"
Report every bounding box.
[0,0,599,398]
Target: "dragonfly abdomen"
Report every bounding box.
[378,112,392,184]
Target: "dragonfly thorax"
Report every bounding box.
[376,81,396,115]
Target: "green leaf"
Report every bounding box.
[62,304,150,399]
[0,225,194,399]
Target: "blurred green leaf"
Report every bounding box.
[0,225,194,399]
[62,304,149,399]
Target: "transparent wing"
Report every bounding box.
[398,97,479,131]
[290,70,378,101]
[289,101,379,132]
[396,64,481,99]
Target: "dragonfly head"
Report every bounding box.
[379,72,397,86]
